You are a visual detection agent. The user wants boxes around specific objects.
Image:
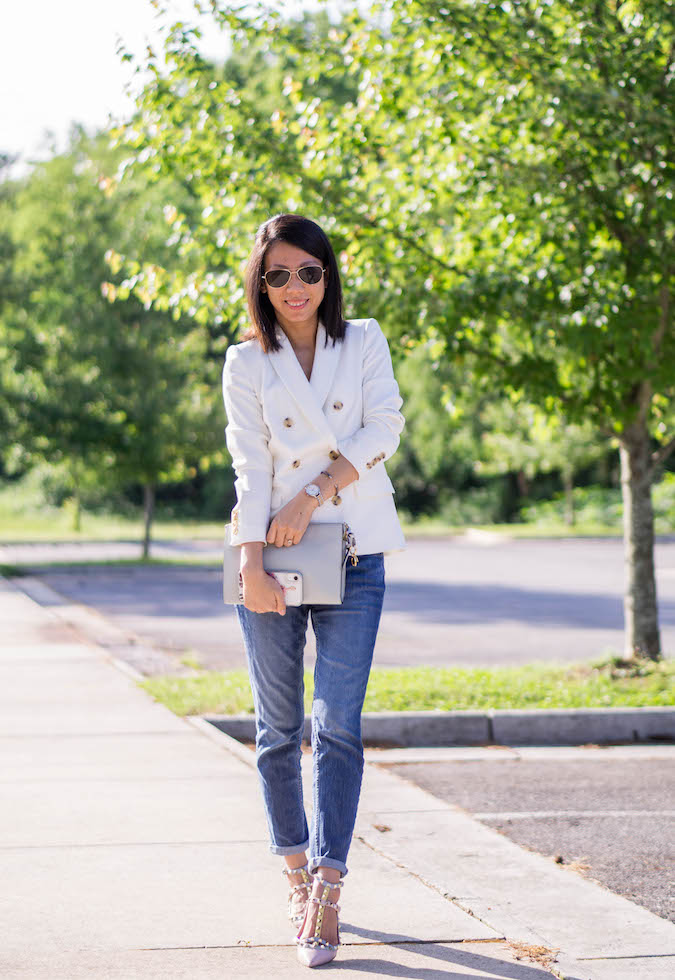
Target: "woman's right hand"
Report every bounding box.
[241,566,287,615]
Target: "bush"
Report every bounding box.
[520,474,675,533]
[437,483,507,526]
[1,463,133,516]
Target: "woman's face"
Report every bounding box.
[262,241,326,335]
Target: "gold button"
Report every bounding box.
[333,401,343,411]
[331,495,342,506]
[366,462,372,469]
[329,450,339,460]
[283,417,293,428]
[292,459,301,469]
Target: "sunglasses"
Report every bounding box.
[262,265,326,288]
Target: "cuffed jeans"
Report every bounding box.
[235,553,385,877]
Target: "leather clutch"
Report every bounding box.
[223,522,357,605]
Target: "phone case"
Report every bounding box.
[269,571,303,605]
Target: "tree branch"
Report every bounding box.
[652,434,675,470]
[299,171,463,278]
[661,37,675,94]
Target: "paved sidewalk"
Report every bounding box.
[1,575,674,979]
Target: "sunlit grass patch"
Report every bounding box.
[138,656,675,718]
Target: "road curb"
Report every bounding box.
[204,705,675,748]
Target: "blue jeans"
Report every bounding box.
[236,553,385,877]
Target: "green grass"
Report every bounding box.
[138,656,675,718]
[0,564,25,577]
[462,522,622,539]
[0,512,627,548]
[401,520,622,539]
[0,509,623,545]
[0,510,225,542]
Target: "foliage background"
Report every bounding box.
[1,1,673,536]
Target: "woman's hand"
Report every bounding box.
[239,542,286,614]
[241,566,286,615]
[267,491,318,548]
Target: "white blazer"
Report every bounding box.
[222,317,406,556]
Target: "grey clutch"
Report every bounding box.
[223,522,357,605]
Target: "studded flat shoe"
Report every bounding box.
[283,863,313,928]
[296,874,342,968]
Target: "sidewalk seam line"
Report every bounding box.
[354,832,506,942]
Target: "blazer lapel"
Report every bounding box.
[309,321,342,410]
[268,322,341,437]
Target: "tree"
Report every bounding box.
[0,154,23,468]
[4,133,124,522]
[478,401,607,525]
[118,0,674,656]
[3,127,225,552]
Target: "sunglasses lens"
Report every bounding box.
[299,266,323,285]
[265,269,291,288]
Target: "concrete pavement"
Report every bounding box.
[1,575,674,979]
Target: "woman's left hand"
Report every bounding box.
[267,492,318,548]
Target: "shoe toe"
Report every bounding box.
[296,946,337,968]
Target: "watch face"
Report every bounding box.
[305,483,320,496]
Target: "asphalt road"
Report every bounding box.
[379,745,675,924]
[6,535,675,671]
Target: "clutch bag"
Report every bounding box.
[223,522,357,605]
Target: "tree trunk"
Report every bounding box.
[619,420,660,660]
[562,467,575,526]
[142,483,155,559]
[70,461,82,533]
[516,469,529,497]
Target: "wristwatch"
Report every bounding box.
[304,483,324,506]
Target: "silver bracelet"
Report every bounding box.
[320,470,339,497]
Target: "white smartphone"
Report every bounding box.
[269,571,304,605]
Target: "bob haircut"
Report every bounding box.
[244,213,346,353]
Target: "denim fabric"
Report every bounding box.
[236,553,385,877]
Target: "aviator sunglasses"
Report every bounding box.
[261,265,326,289]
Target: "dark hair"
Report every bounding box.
[244,213,346,353]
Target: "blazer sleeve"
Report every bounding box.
[337,318,404,479]
[222,344,273,545]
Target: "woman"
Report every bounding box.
[222,213,405,967]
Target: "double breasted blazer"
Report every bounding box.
[222,317,406,556]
